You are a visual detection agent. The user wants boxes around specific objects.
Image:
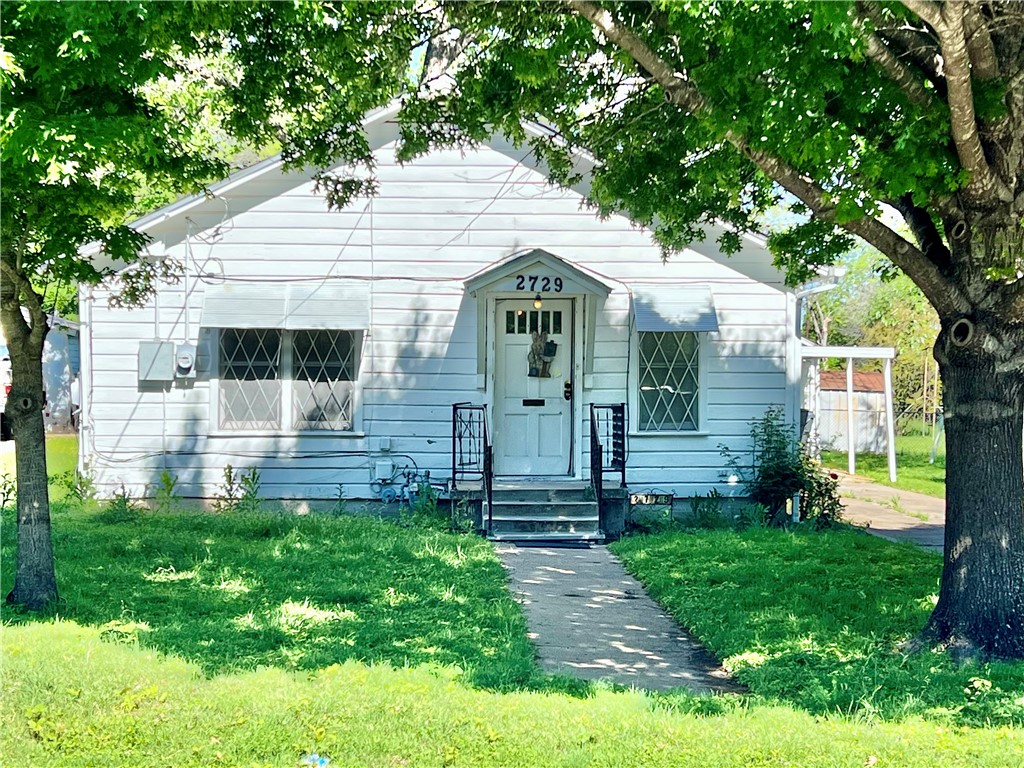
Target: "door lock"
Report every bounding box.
[563,379,572,401]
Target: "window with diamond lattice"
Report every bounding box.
[218,328,360,432]
[292,330,357,430]
[638,331,699,431]
[219,328,282,430]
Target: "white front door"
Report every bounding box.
[494,298,574,476]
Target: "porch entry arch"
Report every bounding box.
[464,249,612,478]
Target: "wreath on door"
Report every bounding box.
[528,332,557,377]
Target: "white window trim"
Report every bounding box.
[210,328,365,437]
[628,327,710,437]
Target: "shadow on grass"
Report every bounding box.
[0,502,592,698]
[612,527,1024,727]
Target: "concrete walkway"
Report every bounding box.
[495,543,742,693]
[837,473,945,552]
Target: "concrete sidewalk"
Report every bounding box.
[837,473,945,552]
[496,543,743,693]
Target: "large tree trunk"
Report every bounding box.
[1,267,58,611]
[923,330,1024,659]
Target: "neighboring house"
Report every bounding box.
[78,105,802,534]
[816,370,888,453]
[0,314,79,433]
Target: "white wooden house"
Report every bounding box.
[79,106,802,537]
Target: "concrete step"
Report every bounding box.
[488,500,598,517]
[483,481,603,543]
[490,487,594,503]
[489,518,601,535]
[489,530,606,543]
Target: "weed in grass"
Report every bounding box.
[627,504,677,534]
[94,483,142,524]
[329,484,348,516]
[398,483,474,534]
[150,469,183,514]
[56,469,96,504]
[734,503,770,530]
[212,465,262,514]
[688,489,731,529]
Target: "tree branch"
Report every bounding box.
[0,257,48,348]
[909,1,1013,203]
[902,0,945,32]
[853,12,936,108]
[962,2,1000,81]
[567,0,968,317]
[891,194,953,271]
[857,2,946,94]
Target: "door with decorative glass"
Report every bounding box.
[493,298,573,475]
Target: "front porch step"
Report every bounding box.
[485,487,602,542]
[489,500,598,517]
[491,487,594,503]
[488,530,606,543]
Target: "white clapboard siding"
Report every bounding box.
[83,132,796,501]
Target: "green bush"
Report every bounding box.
[723,407,843,528]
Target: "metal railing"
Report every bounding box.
[451,403,494,533]
[590,403,627,485]
[590,403,627,529]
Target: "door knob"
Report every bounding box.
[563,379,572,401]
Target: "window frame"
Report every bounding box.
[211,328,364,436]
[630,328,709,436]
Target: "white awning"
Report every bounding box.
[201,281,370,329]
[631,286,719,333]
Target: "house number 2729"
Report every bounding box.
[515,275,563,292]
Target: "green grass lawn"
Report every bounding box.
[822,434,946,498]
[1,502,537,689]
[1,433,79,499]
[611,528,1024,727]
[3,497,1022,766]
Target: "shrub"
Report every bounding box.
[800,455,844,529]
[722,406,843,528]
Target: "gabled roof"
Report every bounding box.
[83,102,781,284]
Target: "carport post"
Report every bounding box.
[884,357,897,482]
[846,358,855,475]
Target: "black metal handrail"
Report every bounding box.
[589,403,626,535]
[590,414,605,524]
[451,403,494,533]
[590,403,627,488]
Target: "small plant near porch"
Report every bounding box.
[721,407,844,529]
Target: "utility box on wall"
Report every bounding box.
[138,341,175,383]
